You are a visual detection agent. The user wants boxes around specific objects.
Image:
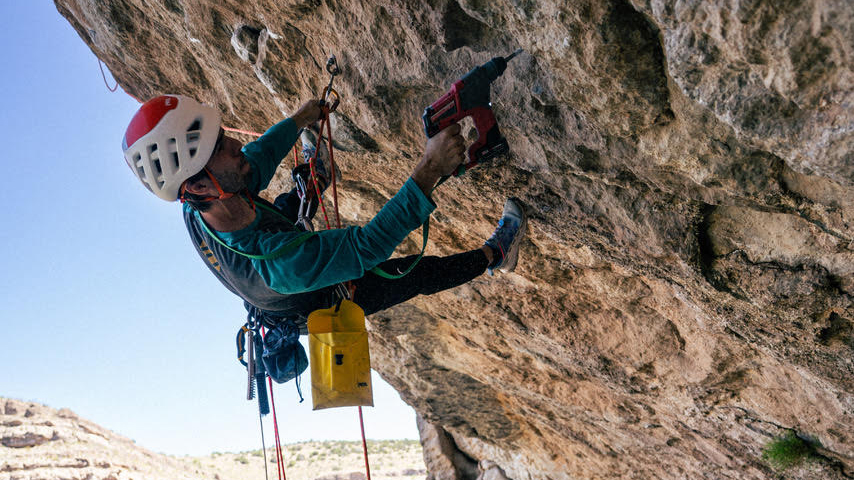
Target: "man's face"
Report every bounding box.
[205,129,251,192]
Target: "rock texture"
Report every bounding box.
[55,0,853,478]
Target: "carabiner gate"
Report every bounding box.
[322,86,340,112]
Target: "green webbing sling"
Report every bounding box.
[367,179,445,280]
[197,197,430,279]
[368,217,429,279]
[199,201,316,260]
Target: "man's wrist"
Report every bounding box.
[410,163,441,197]
[293,112,312,130]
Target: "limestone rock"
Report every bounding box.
[417,413,478,480]
[55,0,854,478]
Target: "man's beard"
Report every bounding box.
[216,170,251,193]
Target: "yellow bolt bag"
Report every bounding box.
[307,299,374,410]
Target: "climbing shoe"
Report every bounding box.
[484,198,527,275]
[300,124,339,190]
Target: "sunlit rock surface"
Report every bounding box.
[56,0,852,478]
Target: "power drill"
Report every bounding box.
[422,49,522,176]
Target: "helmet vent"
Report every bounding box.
[132,153,148,187]
[167,137,179,170]
[186,131,200,158]
[187,119,201,131]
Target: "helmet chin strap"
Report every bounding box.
[179,167,238,203]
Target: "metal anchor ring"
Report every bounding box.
[326,55,341,76]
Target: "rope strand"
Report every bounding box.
[98,59,118,92]
[359,406,372,480]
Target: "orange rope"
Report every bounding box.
[100,59,263,137]
[224,126,264,137]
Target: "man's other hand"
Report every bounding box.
[293,100,324,129]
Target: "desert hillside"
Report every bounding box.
[1,397,426,480]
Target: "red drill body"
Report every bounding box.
[422,50,521,176]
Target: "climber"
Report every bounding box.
[121,94,526,330]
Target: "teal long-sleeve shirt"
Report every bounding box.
[184,117,435,295]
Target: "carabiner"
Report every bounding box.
[320,55,342,112]
[321,86,340,112]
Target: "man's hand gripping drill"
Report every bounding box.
[422,49,522,177]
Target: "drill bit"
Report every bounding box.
[505,49,523,62]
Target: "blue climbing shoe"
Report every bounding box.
[484,198,527,275]
[300,124,337,187]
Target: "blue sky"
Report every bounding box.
[1,3,419,456]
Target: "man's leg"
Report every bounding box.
[351,198,527,315]
[351,249,489,315]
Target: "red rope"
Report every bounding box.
[267,375,287,480]
[358,406,372,480]
[309,107,336,229]
[262,327,288,480]
[308,108,370,480]
[325,111,342,229]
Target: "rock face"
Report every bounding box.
[56,0,852,478]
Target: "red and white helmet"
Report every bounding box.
[122,95,222,201]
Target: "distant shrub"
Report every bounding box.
[236,456,249,465]
[762,432,820,470]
